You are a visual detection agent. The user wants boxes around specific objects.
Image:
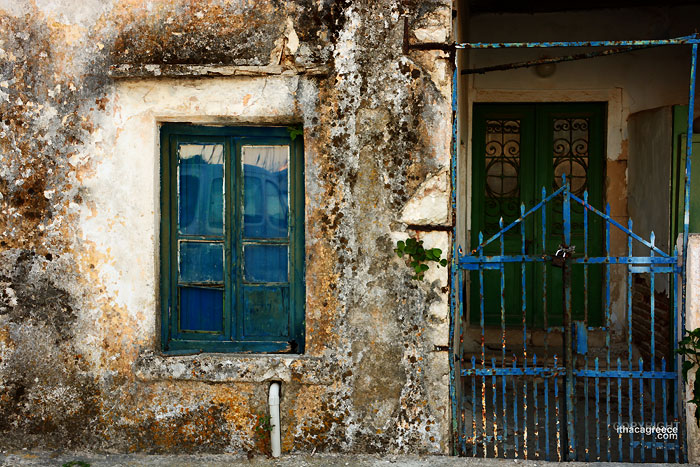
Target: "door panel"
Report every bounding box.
[471,105,536,326]
[471,103,605,327]
[536,104,605,328]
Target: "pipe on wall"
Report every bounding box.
[269,382,281,458]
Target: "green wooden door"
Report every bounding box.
[470,103,605,328]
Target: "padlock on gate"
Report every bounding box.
[551,244,575,268]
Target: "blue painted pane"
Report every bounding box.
[179,286,223,332]
[244,245,288,283]
[179,241,223,283]
[178,143,224,236]
[244,176,262,228]
[208,177,223,230]
[243,286,289,338]
[243,145,289,238]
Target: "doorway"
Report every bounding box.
[470,102,606,328]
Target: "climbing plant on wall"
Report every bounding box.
[394,237,448,281]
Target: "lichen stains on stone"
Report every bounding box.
[110,1,284,66]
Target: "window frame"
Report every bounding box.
[159,123,305,354]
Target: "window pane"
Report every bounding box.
[243,286,289,338]
[242,145,289,238]
[178,143,224,236]
[179,241,223,283]
[179,286,223,332]
[244,244,288,283]
[552,117,590,196]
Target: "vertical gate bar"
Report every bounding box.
[673,248,681,462]
[542,187,549,462]
[681,41,698,466]
[584,356,590,461]
[520,204,528,459]
[457,268,474,456]
[584,191,589,325]
[502,364,508,457]
[523,355,529,459]
[458,266,465,455]
[492,358,498,458]
[583,192,590,463]
[606,372,611,462]
[628,378,635,461]
[481,359,487,454]
[605,203,612,461]
[617,358,623,461]
[449,63,459,456]
[562,178,575,460]
[627,219,635,462]
[499,219,506,458]
[595,357,601,460]
[650,232,657,460]
[471,356,477,456]
[479,231,487,457]
[545,368,551,461]
[662,358,669,462]
[639,357,645,462]
[542,187,549,360]
[513,357,520,457]
[534,354,540,458]
[500,218,506,368]
[682,40,698,376]
[554,355,561,461]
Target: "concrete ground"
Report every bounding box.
[0,452,682,467]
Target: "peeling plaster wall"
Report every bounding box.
[0,0,454,455]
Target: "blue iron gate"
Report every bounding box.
[455,178,684,461]
[448,35,700,463]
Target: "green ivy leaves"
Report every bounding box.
[395,237,448,281]
[286,125,303,141]
[676,328,700,426]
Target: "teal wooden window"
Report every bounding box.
[160,124,305,353]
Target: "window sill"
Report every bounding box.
[134,349,335,385]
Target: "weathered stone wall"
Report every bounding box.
[684,234,700,463]
[0,0,454,455]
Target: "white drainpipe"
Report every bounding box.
[269,382,281,458]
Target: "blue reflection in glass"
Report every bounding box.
[179,241,223,283]
[178,143,224,236]
[243,146,289,238]
[244,245,288,283]
[179,286,223,332]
